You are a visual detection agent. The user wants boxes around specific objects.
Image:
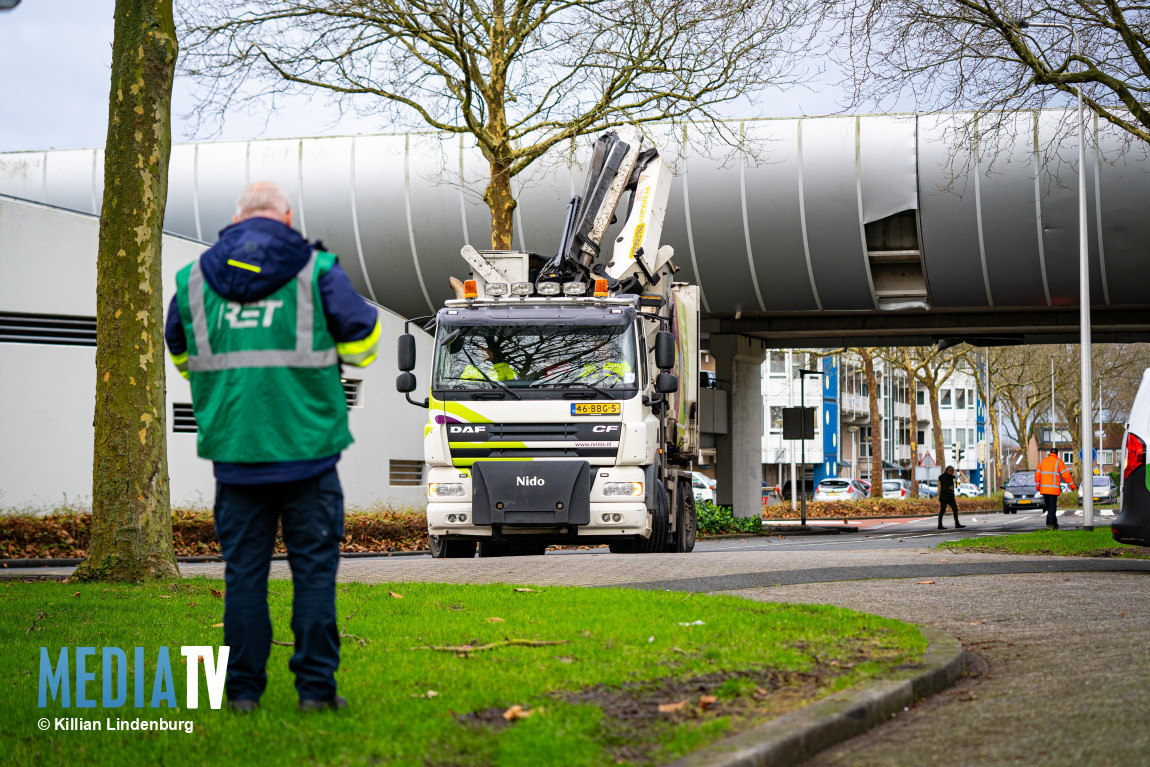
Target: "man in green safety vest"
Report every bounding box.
[460,344,519,382]
[164,182,380,713]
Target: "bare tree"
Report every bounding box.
[827,0,1150,146]
[73,0,180,582]
[906,346,962,467]
[180,0,813,249]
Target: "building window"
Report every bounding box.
[916,389,925,406]
[769,406,783,434]
[968,389,975,408]
[860,427,872,458]
[942,428,952,445]
[791,352,807,379]
[1061,451,1074,465]
[956,389,966,410]
[769,351,785,376]
[1101,449,1114,465]
[861,380,869,397]
[917,430,925,444]
[968,428,975,445]
[941,389,952,409]
[957,430,967,448]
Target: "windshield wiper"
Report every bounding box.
[438,328,461,347]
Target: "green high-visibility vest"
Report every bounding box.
[174,250,352,463]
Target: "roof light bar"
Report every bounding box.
[563,282,587,295]
[537,281,561,296]
[511,282,533,296]
[485,282,509,297]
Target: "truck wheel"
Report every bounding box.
[429,536,476,559]
[673,478,697,553]
[637,484,670,553]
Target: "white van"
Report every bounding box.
[1114,369,1150,545]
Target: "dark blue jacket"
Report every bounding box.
[165,217,378,484]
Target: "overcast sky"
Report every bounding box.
[0,1,851,153]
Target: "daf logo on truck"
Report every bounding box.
[516,476,545,487]
[448,425,486,434]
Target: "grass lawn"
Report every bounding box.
[3,578,926,766]
[940,527,1150,559]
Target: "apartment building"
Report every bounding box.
[762,351,986,490]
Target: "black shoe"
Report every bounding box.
[955,524,966,529]
[227,699,259,713]
[300,695,348,712]
[938,524,945,530]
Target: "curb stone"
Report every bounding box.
[662,626,964,767]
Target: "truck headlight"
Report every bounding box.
[604,482,643,497]
[429,483,465,497]
[1003,491,1014,499]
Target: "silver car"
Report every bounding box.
[882,479,911,499]
[814,478,868,501]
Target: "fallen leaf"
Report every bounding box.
[210,589,224,598]
[389,591,404,599]
[424,690,439,698]
[678,620,705,627]
[1121,611,1126,618]
[648,636,655,643]
[698,695,718,710]
[486,617,505,623]
[212,622,224,628]
[72,591,80,598]
[670,646,688,655]
[158,595,172,599]
[916,581,935,585]
[186,602,196,607]
[658,700,688,713]
[514,588,538,593]
[503,704,535,721]
[969,620,987,625]
[557,656,575,664]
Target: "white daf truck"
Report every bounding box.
[396,126,700,557]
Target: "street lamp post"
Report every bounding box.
[799,368,823,527]
[1017,17,1094,529]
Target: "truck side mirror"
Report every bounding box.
[654,331,675,370]
[655,372,678,394]
[396,372,417,393]
[398,333,416,371]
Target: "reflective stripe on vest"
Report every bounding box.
[185,254,338,372]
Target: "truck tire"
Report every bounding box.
[637,484,670,553]
[429,536,476,559]
[672,478,697,553]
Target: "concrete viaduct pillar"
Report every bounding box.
[710,335,766,518]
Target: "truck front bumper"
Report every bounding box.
[427,501,650,538]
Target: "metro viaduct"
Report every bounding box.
[3,111,1149,514]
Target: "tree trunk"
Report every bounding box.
[926,379,944,467]
[484,157,517,250]
[862,351,883,497]
[73,0,179,582]
[906,359,919,498]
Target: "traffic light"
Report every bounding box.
[956,449,966,462]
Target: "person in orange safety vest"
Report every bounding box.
[1035,448,1076,530]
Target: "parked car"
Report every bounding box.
[1115,368,1150,545]
[1080,475,1118,505]
[957,483,980,497]
[1002,470,1043,514]
[882,479,911,499]
[814,478,869,501]
[690,472,716,505]
[919,480,938,498]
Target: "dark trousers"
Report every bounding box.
[213,468,344,703]
[938,496,959,525]
[1043,493,1060,527]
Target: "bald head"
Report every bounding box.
[234,181,293,227]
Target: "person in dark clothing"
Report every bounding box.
[937,465,965,530]
[165,182,380,713]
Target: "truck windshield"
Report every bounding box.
[433,323,638,390]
